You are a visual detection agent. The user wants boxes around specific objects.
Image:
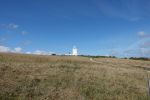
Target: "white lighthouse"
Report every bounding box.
[72,46,78,56]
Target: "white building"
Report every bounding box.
[72,46,78,56]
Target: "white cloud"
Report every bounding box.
[139,41,150,48]
[25,50,53,55]
[0,44,53,56]
[0,45,10,52]
[33,50,43,55]
[21,31,28,35]
[124,48,150,57]
[26,52,31,54]
[123,31,150,57]
[0,45,23,53]
[138,31,145,37]
[0,45,53,55]
[8,23,19,29]
[140,48,150,57]
[14,47,22,53]
[33,50,51,55]
[137,31,150,38]
[0,23,19,29]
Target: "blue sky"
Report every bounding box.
[0,0,150,57]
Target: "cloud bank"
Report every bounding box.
[0,45,52,55]
[0,45,22,53]
[0,45,10,52]
[32,50,52,55]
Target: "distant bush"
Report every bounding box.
[79,55,116,58]
[51,54,56,56]
[129,57,150,61]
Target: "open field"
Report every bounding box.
[0,53,150,100]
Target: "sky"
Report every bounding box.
[0,0,150,57]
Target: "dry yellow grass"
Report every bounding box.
[0,53,150,100]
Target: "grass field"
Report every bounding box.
[0,53,150,100]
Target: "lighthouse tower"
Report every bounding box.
[72,46,78,56]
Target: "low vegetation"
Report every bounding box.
[129,57,150,61]
[0,53,150,100]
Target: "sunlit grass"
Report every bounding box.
[0,53,149,100]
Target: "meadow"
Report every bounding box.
[0,53,150,100]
